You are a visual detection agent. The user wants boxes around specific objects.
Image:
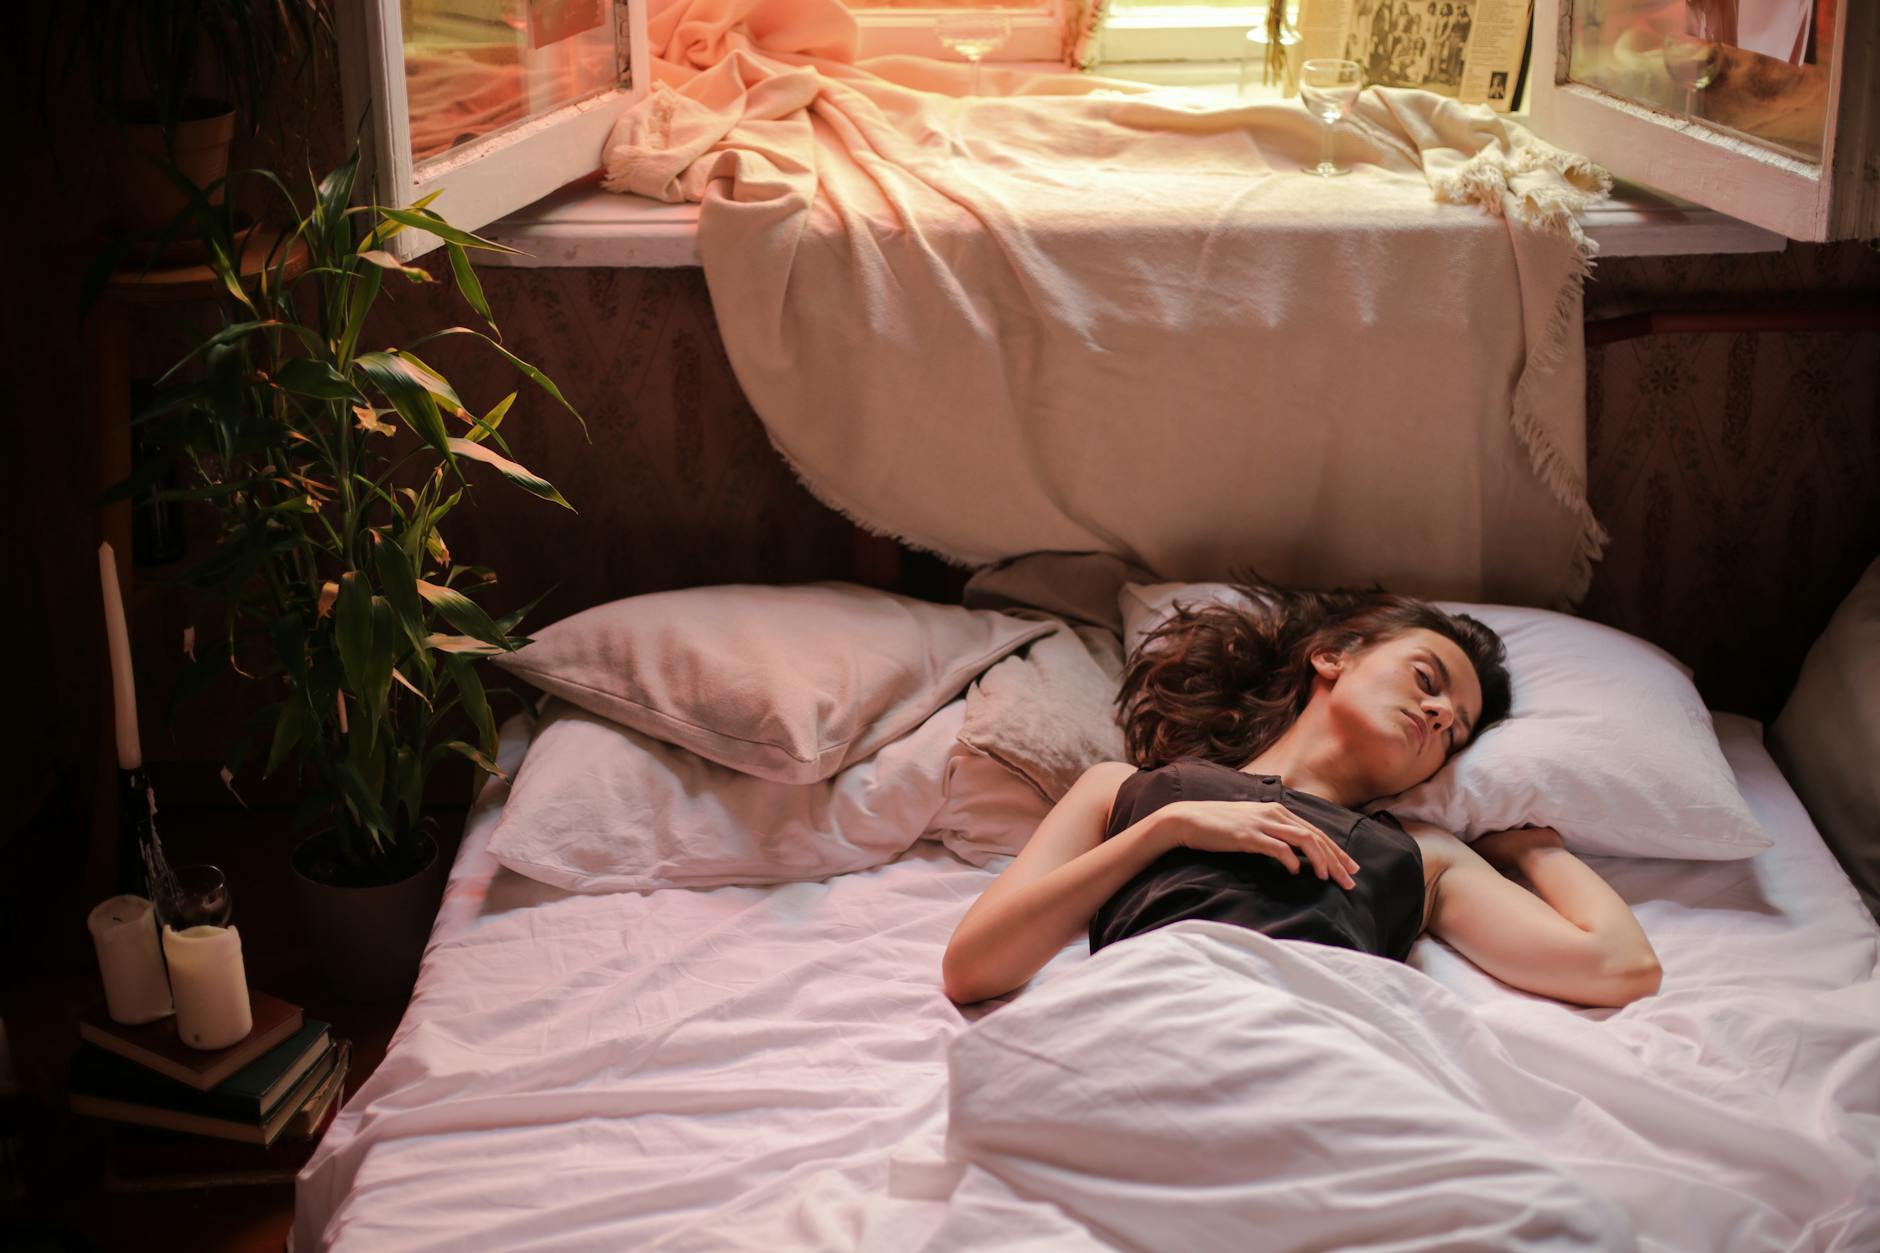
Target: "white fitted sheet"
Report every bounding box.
[292,712,1880,1252]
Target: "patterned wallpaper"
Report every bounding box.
[1578,245,1880,719]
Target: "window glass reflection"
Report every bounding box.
[403,0,622,164]
[1567,0,1833,162]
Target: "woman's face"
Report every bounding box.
[1313,627,1484,798]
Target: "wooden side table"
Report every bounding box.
[84,227,310,905]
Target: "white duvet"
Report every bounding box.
[940,923,1880,1252]
[293,715,1880,1252]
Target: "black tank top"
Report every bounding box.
[1088,759,1427,961]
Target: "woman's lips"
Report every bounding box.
[1400,708,1427,751]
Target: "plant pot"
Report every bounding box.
[290,829,446,1004]
[109,97,236,245]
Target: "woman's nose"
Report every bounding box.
[1424,700,1452,733]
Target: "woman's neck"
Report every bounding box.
[1238,708,1373,809]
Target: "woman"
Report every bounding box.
[942,578,1662,1009]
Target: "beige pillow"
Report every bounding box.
[1771,557,1880,922]
[492,581,1055,784]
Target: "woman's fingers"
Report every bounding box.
[1256,836,1302,873]
[1269,812,1357,888]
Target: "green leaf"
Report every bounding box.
[431,328,588,439]
[391,350,470,419]
[445,655,497,758]
[155,320,282,386]
[264,698,309,778]
[416,579,510,650]
[337,264,382,367]
[444,739,509,782]
[354,351,451,456]
[272,358,357,400]
[358,249,438,282]
[372,531,431,668]
[334,758,393,849]
[377,206,521,254]
[334,572,375,715]
[425,632,506,656]
[446,242,497,332]
[445,437,573,510]
[465,392,515,445]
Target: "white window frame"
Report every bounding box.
[338,1,651,260]
[1529,0,1880,242]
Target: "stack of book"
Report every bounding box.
[67,988,353,1191]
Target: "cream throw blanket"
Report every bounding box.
[602,0,1613,607]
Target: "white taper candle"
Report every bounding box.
[87,895,174,1025]
[98,541,142,771]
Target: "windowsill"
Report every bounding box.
[476,63,1785,269]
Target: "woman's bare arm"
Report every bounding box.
[942,761,1169,1005]
[1415,823,1661,1008]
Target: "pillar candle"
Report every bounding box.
[161,924,253,1050]
[98,541,142,770]
[87,895,174,1025]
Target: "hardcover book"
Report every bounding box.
[100,1040,352,1192]
[70,1019,332,1122]
[77,988,303,1092]
[70,1037,334,1147]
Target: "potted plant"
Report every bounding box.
[40,0,332,246]
[134,148,584,1001]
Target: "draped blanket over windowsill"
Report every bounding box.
[602,0,1614,608]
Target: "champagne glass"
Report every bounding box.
[935,13,1012,98]
[1299,59,1363,178]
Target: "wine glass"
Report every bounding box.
[935,13,1012,98]
[1662,1,1724,119]
[1299,59,1363,178]
[154,864,232,931]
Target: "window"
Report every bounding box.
[339,0,1879,256]
[1531,0,1877,241]
[339,0,648,259]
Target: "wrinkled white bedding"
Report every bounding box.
[292,713,1880,1252]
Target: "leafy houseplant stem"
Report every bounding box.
[134,147,586,888]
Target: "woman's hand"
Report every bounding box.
[1162,801,1359,889]
[1473,826,1566,876]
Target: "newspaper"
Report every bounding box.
[1295,0,1533,112]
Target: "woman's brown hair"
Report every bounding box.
[1116,570,1512,771]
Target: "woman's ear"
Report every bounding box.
[1310,649,1344,681]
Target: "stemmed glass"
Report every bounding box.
[934,13,1012,98]
[1298,58,1363,178]
[1662,4,1723,120]
[154,864,233,931]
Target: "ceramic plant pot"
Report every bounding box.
[290,830,445,1004]
[109,96,236,243]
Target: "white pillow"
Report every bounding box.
[1118,582,1772,861]
[487,697,967,893]
[925,740,1054,867]
[492,582,1054,785]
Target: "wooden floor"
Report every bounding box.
[1,804,464,1253]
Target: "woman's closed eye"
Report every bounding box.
[1415,666,1456,751]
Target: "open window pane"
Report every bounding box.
[403,0,625,164]
[1566,0,1833,162]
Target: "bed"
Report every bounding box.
[290,667,1880,1250]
